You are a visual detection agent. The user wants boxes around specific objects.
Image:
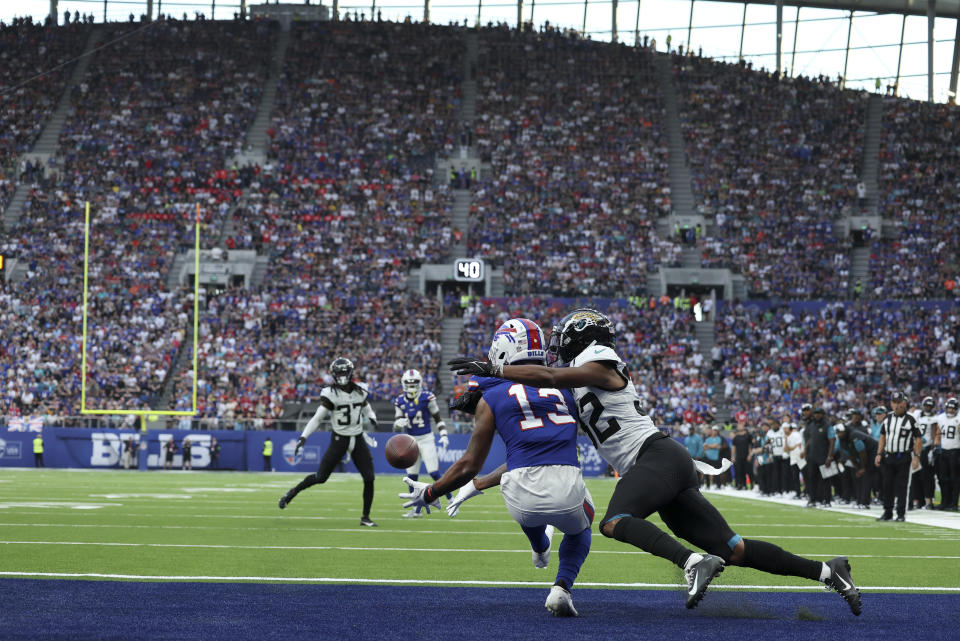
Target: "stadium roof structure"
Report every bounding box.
[44,0,960,101]
[675,0,960,101]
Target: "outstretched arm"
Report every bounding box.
[450,358,623,391]
[421,399,496,503]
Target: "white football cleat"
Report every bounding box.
[544,585,578,617]
[532,525,554,569]
[402,508,422,518]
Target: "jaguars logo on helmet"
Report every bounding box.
[330,357,355,389]
[548,308,615,366]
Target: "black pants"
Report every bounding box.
[911,446,935,504]
[787,463,801,496]
[734,457,749,488]
[601,436,739,560]
[288,433,376,517]
[855,466,876,507]
[880,453,912,518]
[772,458,789,494]
[34,453,43,467]
[805,460,824,503]
[940,449,960,509]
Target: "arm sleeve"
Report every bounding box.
[363,403,378,431]
[428,396,447,431]
[302,403,332,439]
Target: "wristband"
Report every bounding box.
[424,485,437,503]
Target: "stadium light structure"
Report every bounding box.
[79,201,201,418]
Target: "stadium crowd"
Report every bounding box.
[467,28,681,296]
[2,17,960,440]
[713,300,960,426]
[873,98,960,299]
[675,57,864,299]
[0,18,88,210]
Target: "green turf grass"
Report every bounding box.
[0,469,957,592]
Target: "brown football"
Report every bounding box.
[385,433,420,469]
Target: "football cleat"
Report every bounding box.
[684,554,725,609]
[402,508,422,518]
[360,516,378,527]
[278,491,293,509]
[532,525,554,569]
[825,556,861,616]
[544,584,578,617]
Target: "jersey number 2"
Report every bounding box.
[507,384,576,430]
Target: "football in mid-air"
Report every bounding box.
[385,434,419,469]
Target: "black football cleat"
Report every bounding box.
[360,516,378,527]
[278,491,293,509]
[684,554,724,609]
[825,556,862,616]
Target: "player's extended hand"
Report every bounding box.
[446,479,483,518]
[399,476,442,514]
[450,389,483,415]
[438,430,449,448]
[294,436,306,456]
[393,418,409,433]
[363,432,377,449]
[448,357,501,377]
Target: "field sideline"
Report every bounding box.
[1,468,959,640]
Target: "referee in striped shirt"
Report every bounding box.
[874,391,922,522]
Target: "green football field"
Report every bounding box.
[1,468,958,592]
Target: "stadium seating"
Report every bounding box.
[674,57,865,299]
[467,28,680,296]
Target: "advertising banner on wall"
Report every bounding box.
[0,428,613,477]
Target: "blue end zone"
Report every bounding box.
[1,580,957,641]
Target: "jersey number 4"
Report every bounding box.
[507,384,576,430]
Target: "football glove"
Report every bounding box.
[393,417,410,433]
[363,432,377,449]
[438,429,449,448]
[399,476,443,514]
[446,479,483,518]
[294,436,306,456]
[450,389,483,415]
[448,357,502,378]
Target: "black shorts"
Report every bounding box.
[601,436,741,560]
[316,433,375,484]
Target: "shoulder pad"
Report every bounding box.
[425,392,437,402]
[571,345,622,368]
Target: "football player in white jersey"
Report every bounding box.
[451,308,861,615]
[935,398,960,511]
[393,368,451,517]
[911,397,939,510]
[278,357,380,527]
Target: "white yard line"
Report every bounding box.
[2,540,960,560]
[702,487,960,531]
[1,571,959,592]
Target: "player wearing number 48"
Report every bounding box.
[448,308,862,615]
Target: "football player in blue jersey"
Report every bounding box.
[393,368,451,518]
[449,308,862,616]
[401,318,593,617]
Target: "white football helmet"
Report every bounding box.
[488,318,546,370]
[401,369,422,399]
